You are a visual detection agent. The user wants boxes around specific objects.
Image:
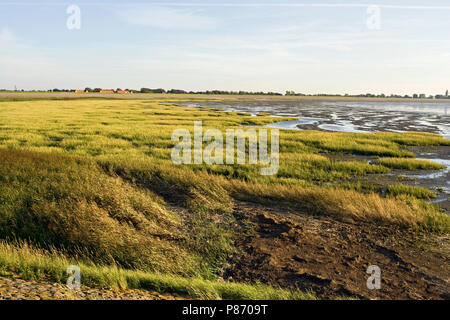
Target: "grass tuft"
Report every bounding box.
[378,158,446,170]
[0,241,315,300]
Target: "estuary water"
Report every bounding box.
[182,100,450,139]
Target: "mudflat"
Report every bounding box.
[225,202,450,300]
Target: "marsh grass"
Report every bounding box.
[0,98,449,295]
[0,149,201,275]
[0,99,448,229]
[378,158,446,170]
[0,241,315,300]
[387,184,437,200]
[228,180,449,233]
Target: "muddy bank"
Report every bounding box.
[403,146,449,210]
[225,202,450,300]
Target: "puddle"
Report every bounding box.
[266,117,322,130]
[318,122,370,133]
[266,120,302,130]
[407,158,450,180]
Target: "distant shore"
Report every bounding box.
[1,91,450,102]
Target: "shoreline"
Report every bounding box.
[1,91,450,103]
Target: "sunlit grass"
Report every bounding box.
[0,98,449,298]
[387,184,437,200]
[378,158,446,170]
[0,241,315,300]
[227,180,449,234]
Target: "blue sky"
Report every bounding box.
[1,0,449,95]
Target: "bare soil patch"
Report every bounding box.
[225,202,450,300]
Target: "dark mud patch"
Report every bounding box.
[322,152,377,163]
[225,202,450,300]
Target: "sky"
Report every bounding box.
[0,0,449,95]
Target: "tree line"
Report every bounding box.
[3,88,449,99]
[285,91,450,99]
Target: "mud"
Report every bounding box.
[225,202,450,300]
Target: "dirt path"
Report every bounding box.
[225,202,450,300]
[0,275,185,300]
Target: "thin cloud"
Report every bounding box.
[0,28,15,46]
[117,6,217,30]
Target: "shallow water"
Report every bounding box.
[182,100,450,138]
[409,158,450,194]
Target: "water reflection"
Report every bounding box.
[183,101,450,138]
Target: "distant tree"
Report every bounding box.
[168,89,187,94]
[85,87,92,92]
[413,94,418,99]
[140,88,166,94]
[446,90,449,97]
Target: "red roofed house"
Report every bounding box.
[75,90,85,93]
[117,90,130,94]
[100,90,114,93]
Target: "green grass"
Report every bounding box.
[0,99,447,183]
[336,180,441,201]
[0,99,448,233]
[0,98,449,299]
[99,155,450,234]
[387,184,437,200]
[378,158,446,170]
[0,149,200,275]
[0,241,315,300]
[227,180,449,234]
